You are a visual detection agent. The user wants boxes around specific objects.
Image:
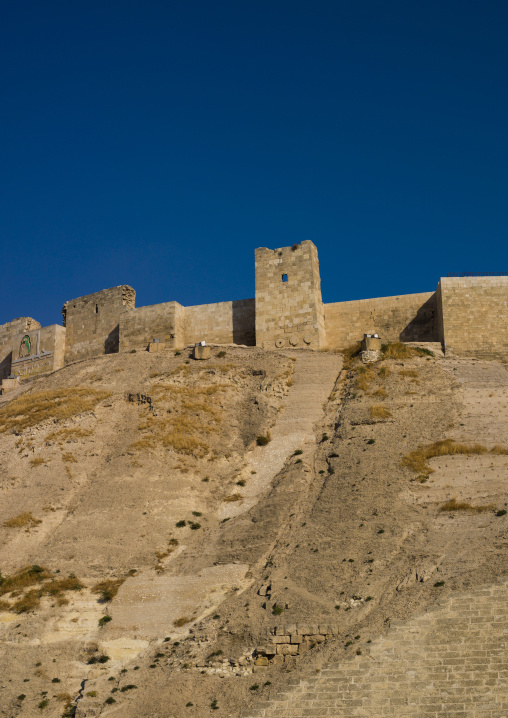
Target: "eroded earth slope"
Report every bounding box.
[1,343,507,717]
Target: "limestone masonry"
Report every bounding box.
[1,241,506,380]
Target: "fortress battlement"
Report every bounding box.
[2,241,508,381]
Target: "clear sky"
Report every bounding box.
[1,1,507,327]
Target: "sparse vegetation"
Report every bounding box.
[369,405,392,419]
[46,427,93,443]
[173,616,192,627]
[440,498,495,513]
[0,388,111,433]
[381,342,434,359]
[129,384,228,457]
[87,654,110,664]
[217,351,227,358]
[222,494,242,502]
[30,457,46,467]
[91,578,125,602]
[3,512,41,529]
[256,431,271,446]
[99,615,112,627]
[401,440,506,474]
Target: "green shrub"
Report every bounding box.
[256,432,271,446]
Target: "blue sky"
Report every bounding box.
[1,1,507,327]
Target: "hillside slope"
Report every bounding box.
[1,344,507,717]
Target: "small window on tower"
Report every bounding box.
[282,274,288,283]
[95,304,99,314]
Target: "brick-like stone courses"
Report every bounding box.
[185,298,255,346]
[0,317,40,379]
[62,286,136,363]
[255,241,326,350]
[257,625,338,665]
[245,580,508,717]
[325,292,438,350]
[438,277,508,358]
[119,301,185,351]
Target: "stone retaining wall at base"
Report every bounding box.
[244,579,508,717]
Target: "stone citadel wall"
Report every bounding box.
[437,276,508,357]
[255,241,326,350]
[324,291,439,349]
[1,242,507,381]
[244,579,508,717]
[0,317,40,380]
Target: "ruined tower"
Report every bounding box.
[255,240,327,350]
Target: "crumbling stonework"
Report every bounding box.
[62,285,136,363]
[255,624,338,664]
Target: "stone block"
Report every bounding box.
[276,643,299,656]
[148,341,166,352]
[193,344,211,360]
[255,656,269,666]
[273,635,290,644]
[290,635,303,644]
[272,655,284,665]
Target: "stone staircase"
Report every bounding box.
[243,579,508,717]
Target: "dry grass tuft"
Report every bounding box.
[12,589,41,613]
[3,512,42,529]
[399,369,418,378]
[378,367,391,379]
[91,578,125,602]
[355,372,372,393]
[440,497,495,513]
[371,388,388,398]
[381,342,434,359]
[129,383,229,456]
[222,494,243,502]
[401,440,503,474]
[369,405,392,419]
[0,389,111,434]
[173,616,192,627]
[62,453,77,463]
[45,427,92,443]
[341,342,361,368]
[0,565,51,599]
[29,457,46,467]
[491,445,508,455]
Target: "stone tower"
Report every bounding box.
[255,240,327,350]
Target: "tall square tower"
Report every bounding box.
[255,240,327,349]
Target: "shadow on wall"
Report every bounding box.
[400,294,439,342]
[105,325,120,354]
[232,299,256,346]
[0,351,12,380]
